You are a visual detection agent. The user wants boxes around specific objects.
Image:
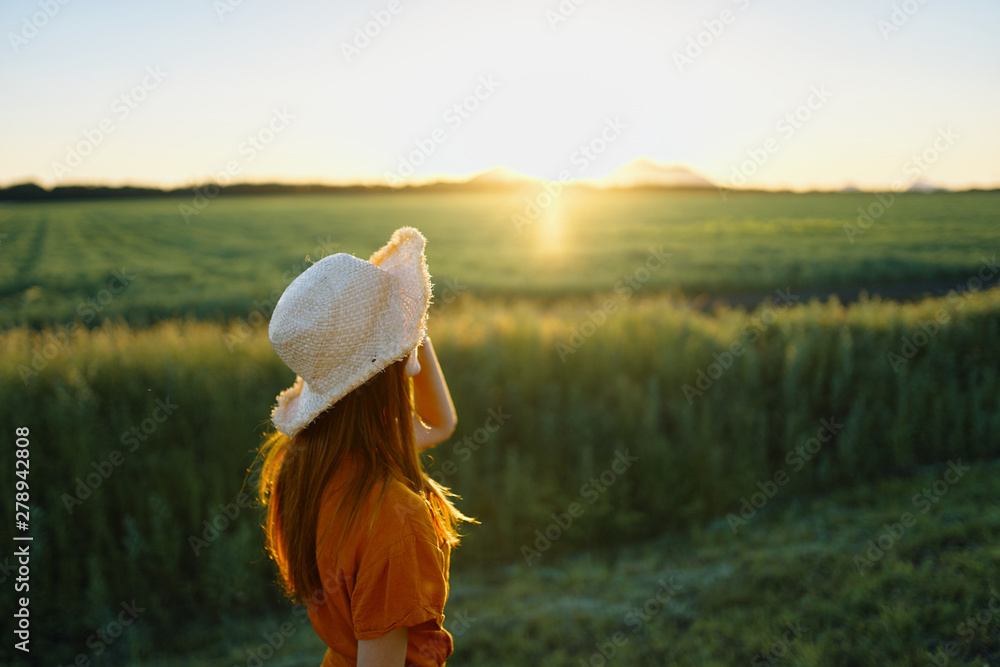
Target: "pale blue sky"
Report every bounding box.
[1,0,998,190]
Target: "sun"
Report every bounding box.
[534,188,565,257]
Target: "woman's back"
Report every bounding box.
[308,468,454,666]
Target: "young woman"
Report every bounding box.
[254,227,475,666]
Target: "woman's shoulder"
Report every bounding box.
[369,478,438,545]
[360,479,449,585]
[316,471,433,541]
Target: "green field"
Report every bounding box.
[133,458,1000,666]
[1,190,998,327]
[1,191,998,666]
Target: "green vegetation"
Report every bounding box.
[1,191,997,664]
[1,191,998,327]
[2,286,998,665]
[141,459,1000,666]
[444,457,1000,667]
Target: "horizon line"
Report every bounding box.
[2,179,998,198]
[2,159,999,194]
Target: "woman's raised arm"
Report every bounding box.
[409,334,457,451]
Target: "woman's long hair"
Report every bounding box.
[252,357,474,607]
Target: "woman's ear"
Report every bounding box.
[404,347,421,377]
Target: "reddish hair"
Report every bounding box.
[253,357,474,606]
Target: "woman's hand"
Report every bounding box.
[409,334,457,451]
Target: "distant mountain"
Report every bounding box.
[2,167,984,203]
[465,166,539,186]
[908,180,948,193]
[594,158,716,190]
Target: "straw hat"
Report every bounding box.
[268,227,432,437]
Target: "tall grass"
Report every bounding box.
[1,289,997,663]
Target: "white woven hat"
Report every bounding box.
[268,227,432,437]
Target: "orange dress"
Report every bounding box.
[307,470,454,667]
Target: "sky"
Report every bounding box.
[1,0,998,191]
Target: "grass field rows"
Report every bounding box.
[1,191,998,327]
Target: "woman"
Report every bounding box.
[254,227,475,666]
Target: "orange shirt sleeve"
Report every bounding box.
[351,486,450,641]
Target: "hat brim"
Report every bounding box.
[270,227,432,437]
[369,226,433,357]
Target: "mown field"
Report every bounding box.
[0,192,997,665]
[0,191,998,327]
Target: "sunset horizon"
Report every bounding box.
[3,0,998,194]
[4,154,995,194]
